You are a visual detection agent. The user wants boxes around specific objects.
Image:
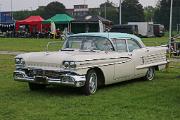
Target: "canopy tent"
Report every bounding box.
[15,16,44,32]
[42,14,73,33]
[42,14,73,24]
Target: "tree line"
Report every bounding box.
[13,0,180,30]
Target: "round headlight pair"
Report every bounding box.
[15,58,25,65]
[63,61,77,69]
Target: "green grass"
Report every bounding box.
[0,38,63,52]
[0,54,180,120]
[142,37,169,46]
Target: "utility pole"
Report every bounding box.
[169,0,173,50]
[38,0,40,7]
[105,0,107,19]
[119,0,122,24]
[0,4,1,23]
[11,0,13,19]
[0,4,1,12]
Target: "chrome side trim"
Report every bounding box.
[136,61,168,69]
[77,57,132,69]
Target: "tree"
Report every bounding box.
[13,10,33,20]
[13,1,66,20]
[121,0,145,23]
[99,1,119,24]
[154,0,180,30]
[42,1,66,19]
[144,6,156,22]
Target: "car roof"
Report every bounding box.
[69,32,145,47]
[70,32,141,41]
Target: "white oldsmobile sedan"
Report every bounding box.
[14,33,168,95]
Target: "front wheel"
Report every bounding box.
[83,70,98,95]
[28,83,46,91]
[144,67,155,81]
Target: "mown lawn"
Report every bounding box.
[0,37,169,52]
[0,38,62,52]
[0,54,180,120]
[142,37,168,46]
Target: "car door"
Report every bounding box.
[112,38,134,82]
[126,39,148,79]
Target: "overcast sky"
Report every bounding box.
[0,0,159,11]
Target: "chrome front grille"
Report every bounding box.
[24,69,62,79]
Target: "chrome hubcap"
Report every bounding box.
[147,68,154,80]
[89,73,97,94]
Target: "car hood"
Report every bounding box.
[16,50,127,70]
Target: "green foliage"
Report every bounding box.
[13,10,33,20]
[97,0,145,24]
[154,0,180,30]
[13,1,66,20]
[144,6,156,22]
[99,1,119,24]
[122,0,145,23]
[42,1,66,19]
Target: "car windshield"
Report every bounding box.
[63,36,114,51]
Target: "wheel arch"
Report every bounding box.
[87,67,105,87]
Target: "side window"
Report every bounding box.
[112,39,127,52]
[94,38,114,51]
[127,39,141,52]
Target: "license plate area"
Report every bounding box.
[35,76,47,83]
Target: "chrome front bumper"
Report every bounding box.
[13,70,86,87]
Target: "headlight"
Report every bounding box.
[15,58,25,65]
[63,61,77,69]
[64,61,70,68]
[15,58,21,64]
[69,62,76,68]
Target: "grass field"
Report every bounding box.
[0,37,180,120]
[0,55,180,120]
[0,38,62,52]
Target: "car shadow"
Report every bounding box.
[29,85,83,96]
[26,78,147,96]
[99,78,147,90]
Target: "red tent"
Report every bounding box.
[15,16,44,33]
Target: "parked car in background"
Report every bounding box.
[13,33,168,95]
[153,24,165,37]
[128,22,154,37]
[110,24,138,35]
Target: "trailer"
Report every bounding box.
[128,22,154,37]
[109,24,138,35]
[0,12,15,33]
[0,12,14,23]
[153,24,165,37]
